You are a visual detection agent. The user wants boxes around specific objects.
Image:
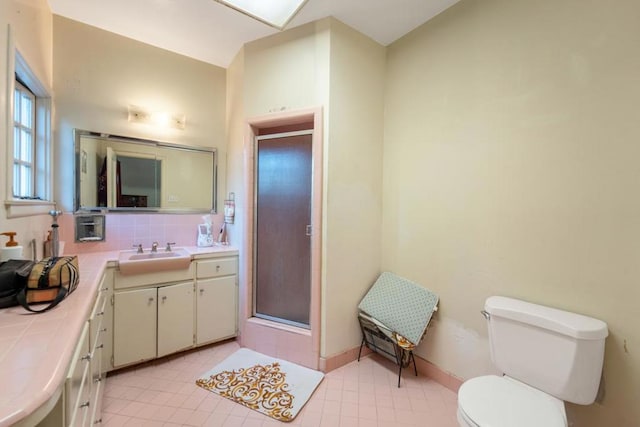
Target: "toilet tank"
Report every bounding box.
[485,296,608,405]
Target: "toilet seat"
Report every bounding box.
[457,405,479,427]
[457,375,567,427]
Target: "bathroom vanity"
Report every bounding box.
[0,246,238,427]
[110,248,238,369]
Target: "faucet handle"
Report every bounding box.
[151,241,159,252]
[165,242,176,252]
[133,244,143,254]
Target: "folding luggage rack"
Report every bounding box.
[357,272,439,387]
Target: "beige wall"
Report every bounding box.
[243,20,330,117]
[52,16,227,212]
[383,0,640,425]
[225,47,246,318]
[323,20,386,357]
[0,0,54,255]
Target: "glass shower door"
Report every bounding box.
[254,131,312,328]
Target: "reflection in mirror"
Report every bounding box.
[75,129,216,213]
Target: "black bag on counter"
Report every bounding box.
[0,259,35,308]
[17,256,79,313]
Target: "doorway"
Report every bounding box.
[254,131,313,327]
[241,107,323,369]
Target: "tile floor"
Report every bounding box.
[102,340,459,427]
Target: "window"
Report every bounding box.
[215,0,308,29]
[5,27,54,218]
[13,80,36,199]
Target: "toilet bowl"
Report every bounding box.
[456,296,608,427]
[457,375,567,427]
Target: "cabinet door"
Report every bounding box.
[196,276,237,344]
[114,288,157,367]
[158,281,195,357]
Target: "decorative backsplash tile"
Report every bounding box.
[58,213,224,254]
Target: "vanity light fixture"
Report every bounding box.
[127,105,186,130]
[214,0,309,30]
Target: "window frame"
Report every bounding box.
[4,26,55,218]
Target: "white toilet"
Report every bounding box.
[457,296,608,427]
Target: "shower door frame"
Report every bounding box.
[241,107,323,370]
[252,129,313,329]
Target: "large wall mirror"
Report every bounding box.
[74,129,217,213]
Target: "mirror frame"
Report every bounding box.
[74,129,217,213]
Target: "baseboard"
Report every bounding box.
[321,345,463,393]
[319,345,372,372]
[413,355,463,392]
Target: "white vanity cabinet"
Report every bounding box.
[113,282,195,366]
[195,256,238,345]
[112,265,195,368]
[110,251,238,370]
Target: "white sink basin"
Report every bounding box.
[118,247,191,275]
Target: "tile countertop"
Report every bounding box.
[186,244,239,258]
[0,245,238,427]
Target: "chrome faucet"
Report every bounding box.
[165,242,176,252]
[133,244,143,253]
[151,241,159,253]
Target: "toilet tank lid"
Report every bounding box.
[485,296,608,340]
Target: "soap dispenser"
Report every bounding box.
[0,232,24,262]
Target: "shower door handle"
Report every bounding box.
[305,225,312,236]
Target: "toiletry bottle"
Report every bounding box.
[0,232,24,262]
[44,231,52,258]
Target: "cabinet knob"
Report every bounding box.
[80,401,90,408]
[199,289,204,295]
[81,353,92,362]
[148,297,154,304]
[216,265,220,272]
[162,296,167,303]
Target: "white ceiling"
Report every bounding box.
[47,0,460,68]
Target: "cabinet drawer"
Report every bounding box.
[65,322,90,425]
[90,291,107,350]
[196,257,237,279]
[90,326,104,374]
[90,378,104,426]
[89,345,104,426]
[68,382,91,427]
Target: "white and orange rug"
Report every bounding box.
[196,348,324,422]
